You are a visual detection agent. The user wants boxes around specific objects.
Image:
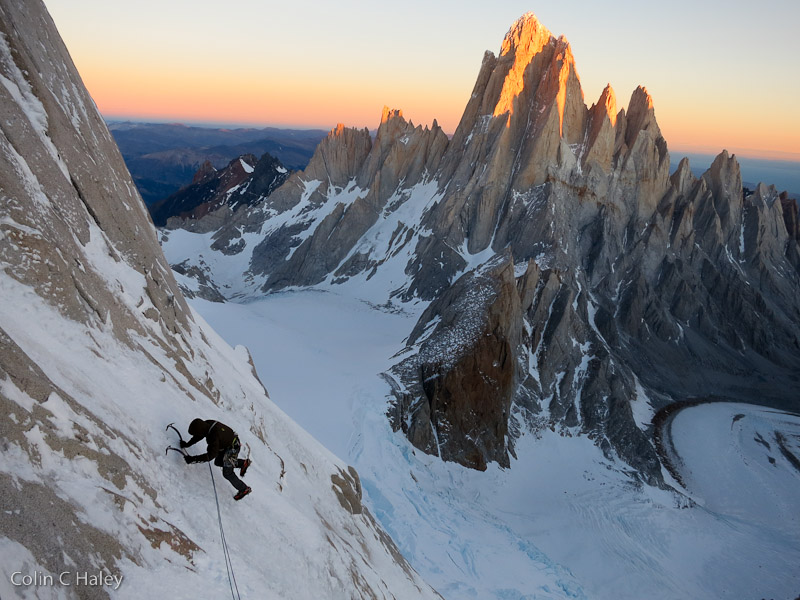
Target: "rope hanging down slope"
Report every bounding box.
[209,462,242,600]
[165,423,242,600]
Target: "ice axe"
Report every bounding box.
[165,422,187,456]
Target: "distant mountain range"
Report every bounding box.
[110,119,798,216]
[149,152,290,227]
[108,121,327,205]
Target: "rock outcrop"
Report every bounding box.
[388,254,522,470]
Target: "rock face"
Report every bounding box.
[780,191,800,241]
[388,254,522,470]
[163,12,800,478]
[0,0,201,583]
[0,0,191,340]
[248,109,448,290]
[0,2,443,597]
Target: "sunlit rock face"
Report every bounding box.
[387,15,797,475]
[164,12,800,478]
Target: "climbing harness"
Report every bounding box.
[222,436,241,469]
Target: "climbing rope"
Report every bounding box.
[165,422,244,598]
[208,462,242,600]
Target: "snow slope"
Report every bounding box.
[0,272,419,599]
[192,288,800,600]
[160,178,445,305]
[0,268,438,599]
[669,402,800,593]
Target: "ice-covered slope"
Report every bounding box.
[670,402,800,538]
[0,1,440,597]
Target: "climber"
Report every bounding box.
[182,418,252,500]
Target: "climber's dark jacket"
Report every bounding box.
[183,419,237,462]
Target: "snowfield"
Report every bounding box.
[192,288,800,600]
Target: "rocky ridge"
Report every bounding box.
[163,13,800,479]
[150,152,289,227]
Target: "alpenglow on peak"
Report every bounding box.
[500,11,554,57]
[492,12,580,126]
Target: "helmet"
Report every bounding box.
[188,418,205,436]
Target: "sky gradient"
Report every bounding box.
[44,0,799,161]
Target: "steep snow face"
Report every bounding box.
[193,289,800,600]
[0,1,441,598]
[0,273,439,600]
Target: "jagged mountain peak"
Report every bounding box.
[499,11,554,58]
[375,106,412,144]
[191,159,217,184]
[623,85,659,143]
[494,12,558,117]
[704,148,741,186]
[670,156,696,193]
[303,122,372,187]
[381,105,404,124]
[492,13,582,130]
[593,83,617,126]
[152,151,286,227]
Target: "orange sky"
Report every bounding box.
[44,0,800,162]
